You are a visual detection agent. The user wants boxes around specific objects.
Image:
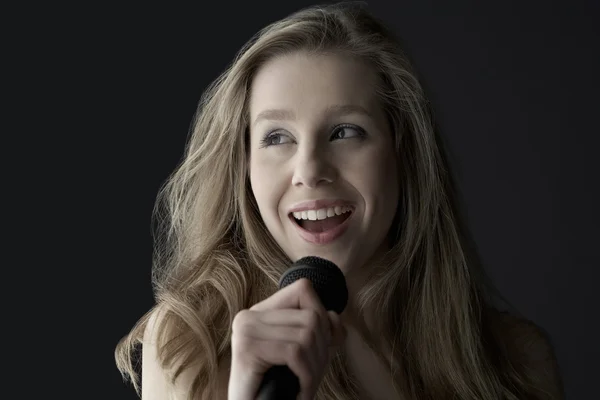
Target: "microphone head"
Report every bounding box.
[278,256,348,314]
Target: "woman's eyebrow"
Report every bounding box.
[252,104,373,128]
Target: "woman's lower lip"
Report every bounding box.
[290,212,353,245]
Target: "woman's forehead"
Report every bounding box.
[249,52,382,126]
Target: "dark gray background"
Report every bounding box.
[41,0,596,398]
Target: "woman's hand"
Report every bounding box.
[228,278,347,400]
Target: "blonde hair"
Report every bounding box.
[115,2,540,399]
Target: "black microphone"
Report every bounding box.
[255,256,348,400]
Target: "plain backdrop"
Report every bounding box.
[19,0,597,398]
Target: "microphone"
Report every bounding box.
[255,256,348,400]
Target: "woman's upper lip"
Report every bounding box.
[287,199,355,214]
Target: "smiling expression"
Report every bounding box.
[248,51,399,276]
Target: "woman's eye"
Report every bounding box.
[331,125,365,140]
[260,132,292,147]
[260,125,364,147]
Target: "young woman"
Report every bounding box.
[115,2,563,399]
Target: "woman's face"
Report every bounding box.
[248,51,399,276]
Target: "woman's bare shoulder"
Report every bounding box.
[141,309,175,399]
[494,311,564,399]
[141,308,230,400]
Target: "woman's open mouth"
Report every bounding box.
[289,206,354,245]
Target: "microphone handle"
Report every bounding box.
[255,365,300,400]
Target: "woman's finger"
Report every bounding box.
[231,335,321,399]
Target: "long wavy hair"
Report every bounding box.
[115,2,543,399]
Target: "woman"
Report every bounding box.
[115,2,563,399]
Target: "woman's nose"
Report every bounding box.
[291,147,337,188]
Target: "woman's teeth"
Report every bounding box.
[292,206,352,221]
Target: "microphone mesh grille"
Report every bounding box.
[278,256,348,314]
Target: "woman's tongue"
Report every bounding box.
[298,213,349,233]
